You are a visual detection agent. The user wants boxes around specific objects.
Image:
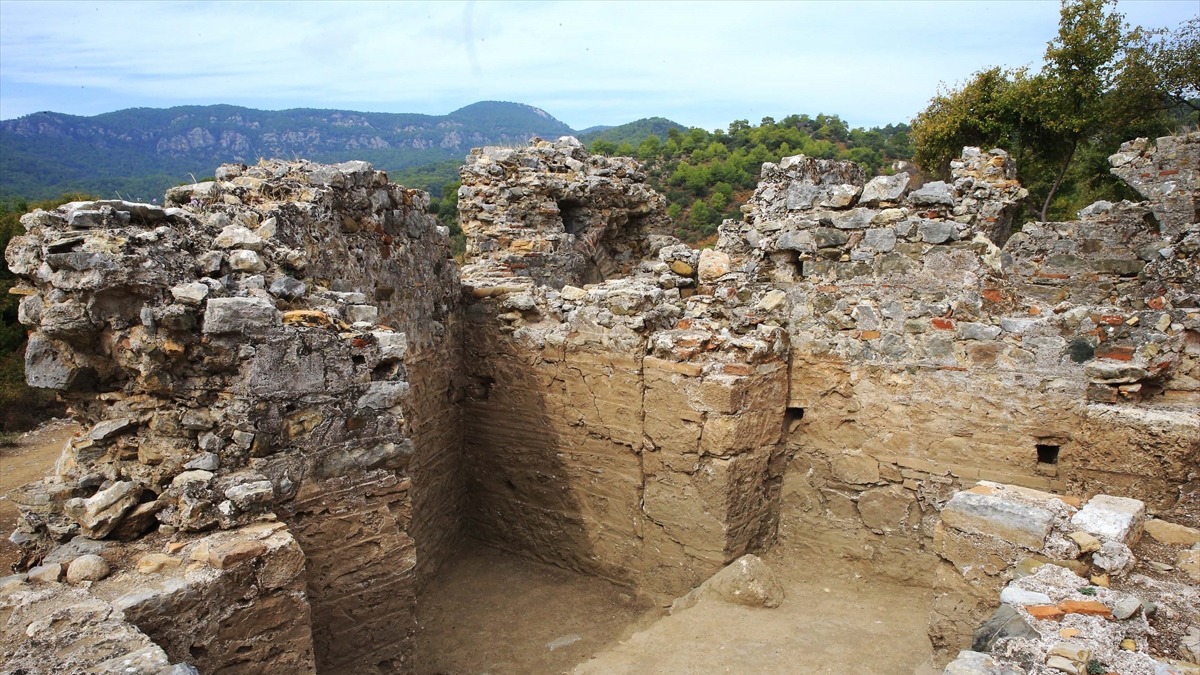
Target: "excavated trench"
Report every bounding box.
[4,135,1199,674]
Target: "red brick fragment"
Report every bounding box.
[1058,600,1113,618]
[1026,605,1065,621]
[1096,345,1134,361]
[931,318,954,330]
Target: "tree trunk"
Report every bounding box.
[1040,139,1079,222]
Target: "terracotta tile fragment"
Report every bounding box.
[1026,604,1065,621]
[1058,600,1112,618]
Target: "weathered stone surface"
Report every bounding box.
[1092,540,1135,576]
[201,296,279,333]
[1071,494,1145,544]
[66,554,111,583]
[910,181,956,206]
[698,249,731,281]
[64,481,140,539]
[972,603,1039,652]
[859,173,910,206]
[1145,519,1200,546]
[670,554,784,613]
[944,650,1022,675]
[942,488,1056,550]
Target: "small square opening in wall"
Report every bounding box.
[1036,444,1060,465]
[783,407,805,435]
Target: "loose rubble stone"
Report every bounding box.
[27,563,63,583]
[1092,540,1136,576]
[972,603,1040,652]
[670,554,784,613]
[66,554,111,583]
[1145,519,1200,546]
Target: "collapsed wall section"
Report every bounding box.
[459,136,670,289]
[4,159,463,673]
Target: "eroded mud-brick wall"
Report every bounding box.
[5,159,463,673]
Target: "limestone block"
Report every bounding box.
[227,249,266,272]
[859,173,910,205]
[27,563,63,583]
[910,181,956,206]
[1144,519,1200,546]
[943,651,1020,675]
[346,304,379,324]
[64,481,140,539]
[269,276,306,300]
[697,249,731,281]
[373,330,408,361]
[1070,494,1145,544]
[1177,549,1200,582]
[356,381,409,409]
[202,297,280,333]
[207,539,267,569]
[213,224,264,251]
[942,488,1056,551]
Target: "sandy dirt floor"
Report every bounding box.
[0,419,78,572]
[414,545,664,675]
[416,543,937,675]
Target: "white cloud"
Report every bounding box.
[1,0,1195,128]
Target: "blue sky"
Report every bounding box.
[0,1,1195,131]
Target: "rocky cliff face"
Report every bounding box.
[2,132,1197,673]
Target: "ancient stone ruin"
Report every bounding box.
[2,132,1197,674]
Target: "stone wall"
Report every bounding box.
[713,134,1199,574]
[459,270,790,596]
[459,137,670,289]
[3,132,1197,672]
[5,159,463,673]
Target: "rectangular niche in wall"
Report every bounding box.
[1035,444,1060,465]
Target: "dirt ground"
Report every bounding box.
[416,543,937,675]
[414,546,663,675]
[0,419,77,572]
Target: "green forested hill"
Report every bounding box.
[579,117,688,148]
[0,102,575,202]
[589,114,914,243]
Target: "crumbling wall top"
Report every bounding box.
[459,136,671,289]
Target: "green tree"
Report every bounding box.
[590,139,618,155]
[912,0,1187,222]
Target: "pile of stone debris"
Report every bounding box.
[941,483,1200,675]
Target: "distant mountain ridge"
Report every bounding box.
[1,102,671,202]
